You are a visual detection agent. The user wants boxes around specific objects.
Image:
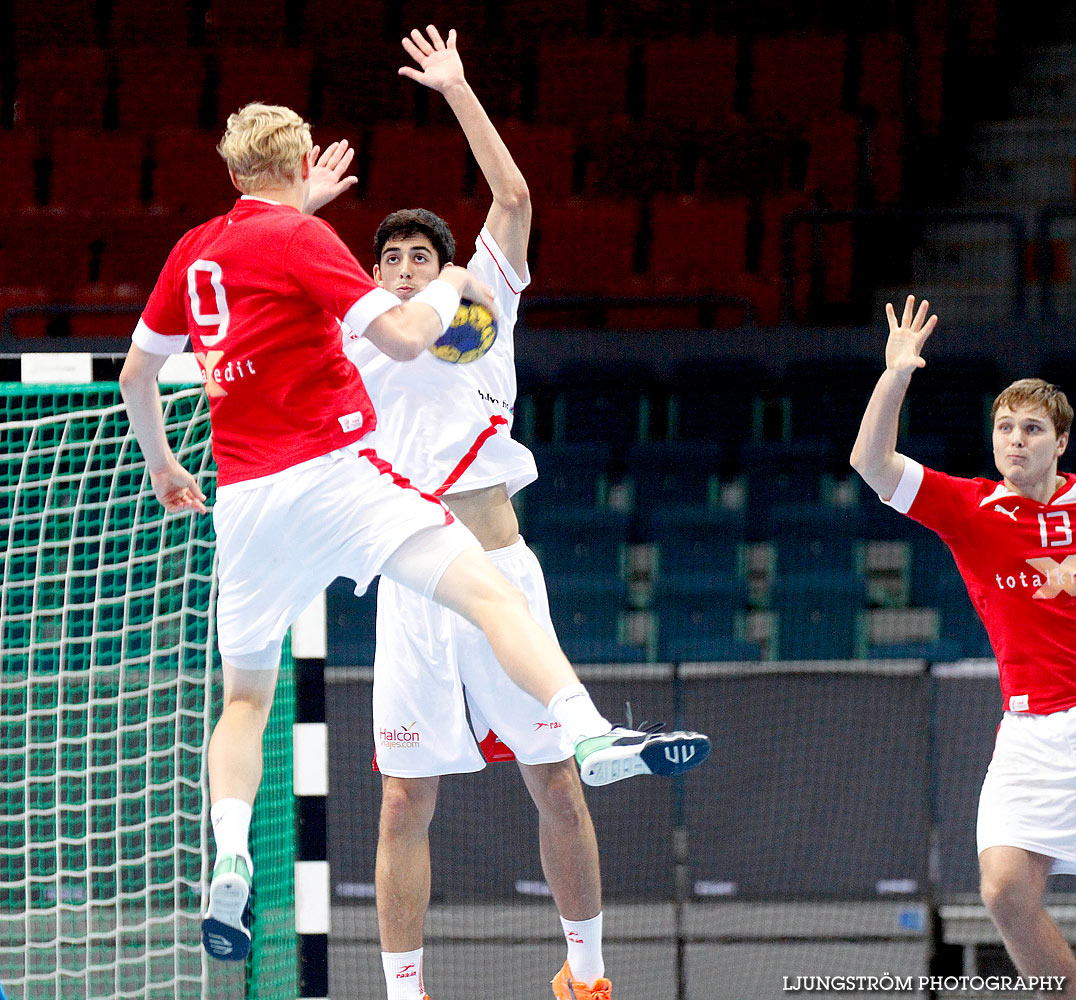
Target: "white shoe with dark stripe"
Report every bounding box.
[202,854,252,961]
[574,724,711,787]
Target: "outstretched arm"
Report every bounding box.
[850,295,938,500]
[400,25,531,274]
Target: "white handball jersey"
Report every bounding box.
[350,227,538,497]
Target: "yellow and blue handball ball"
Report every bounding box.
[429,300,498,364]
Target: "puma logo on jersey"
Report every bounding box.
[994,504,1019,521]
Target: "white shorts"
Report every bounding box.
[372,536,574,777]
[213,446,479,666]
[977,706,1076,874]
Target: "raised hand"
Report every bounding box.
[885,294,938,375]
[303,140,357,215]
[399,25,465,93]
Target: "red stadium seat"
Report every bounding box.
[0,288,52,338]
[318,43,413,126]
[0,212,96,297]
[202,0,290,45]
[759,189,811,315]
[444,200,494,259]
[695,118,798,198]
[580,122,688,199]
[108,0,193,45]
[643,35,739,128]
[0,132,42,212]
[647,195,751,291]
[530,199,642,295]
[916,34,947,136]
[477,123,576,201]
[94,212,190,295]
[48,131,146,213]
[858,32,907,118]
[535,39,631,125]
[67,294,145,338]
[603,0,693,36]
[804,114,860,210]
[213,47,314,124]
[115,48,208,130]
[759,190,853,320]
[149,128,235,219]
[750,33,847,127]
[301,0,391,45]
[14,4,100,49]
[501,1,591,38]
[639,194,780,327]
[317,202,388,268]
[14,48,110,130]
[364,124,468,206]
[866,116,904,205]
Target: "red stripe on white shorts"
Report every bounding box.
[359,448,455,525]
[435,415,509,497]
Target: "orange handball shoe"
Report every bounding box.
[551,961,612,1000]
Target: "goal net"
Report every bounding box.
[0,382,295,1000]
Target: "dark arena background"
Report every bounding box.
[4,1,1076,998]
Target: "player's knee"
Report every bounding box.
[221,685,274,718]
[379,778,438,839]
[465,573,529,628]
[531,762,589,826]
[980,867,1037,922]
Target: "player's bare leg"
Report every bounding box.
[375,775,440,952]
[980,846,1076,996]
[432,547,578,706]
[208,662,278,804]
[521,763,609,997]
[202,661,277,961]
[518,760,601,920]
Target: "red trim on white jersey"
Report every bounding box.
[435,415,510,496]
[478,232,520,295]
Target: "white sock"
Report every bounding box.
[382,948,425,1000]
[560,912,605,987]
[210,798,253,872]
[547,684,611,743]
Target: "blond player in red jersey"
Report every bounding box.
[852,294,1076,996]
[119,101,710,967]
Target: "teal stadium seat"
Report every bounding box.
[772,571,866,660]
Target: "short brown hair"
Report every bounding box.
[991,377,1074,437]
[374,209,455,268]
[217,103,312,193]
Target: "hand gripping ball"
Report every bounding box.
[428,300,498,364]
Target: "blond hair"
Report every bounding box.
[216,102,312,193]
[991,377,1074,437]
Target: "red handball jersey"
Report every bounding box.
[136,197,398,486]
[888,458,1076,714]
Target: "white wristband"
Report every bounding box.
[412,278,461,334]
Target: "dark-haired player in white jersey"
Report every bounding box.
[852,294,1076,995]
[328,25,707,1000]
[119,100,708,970]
